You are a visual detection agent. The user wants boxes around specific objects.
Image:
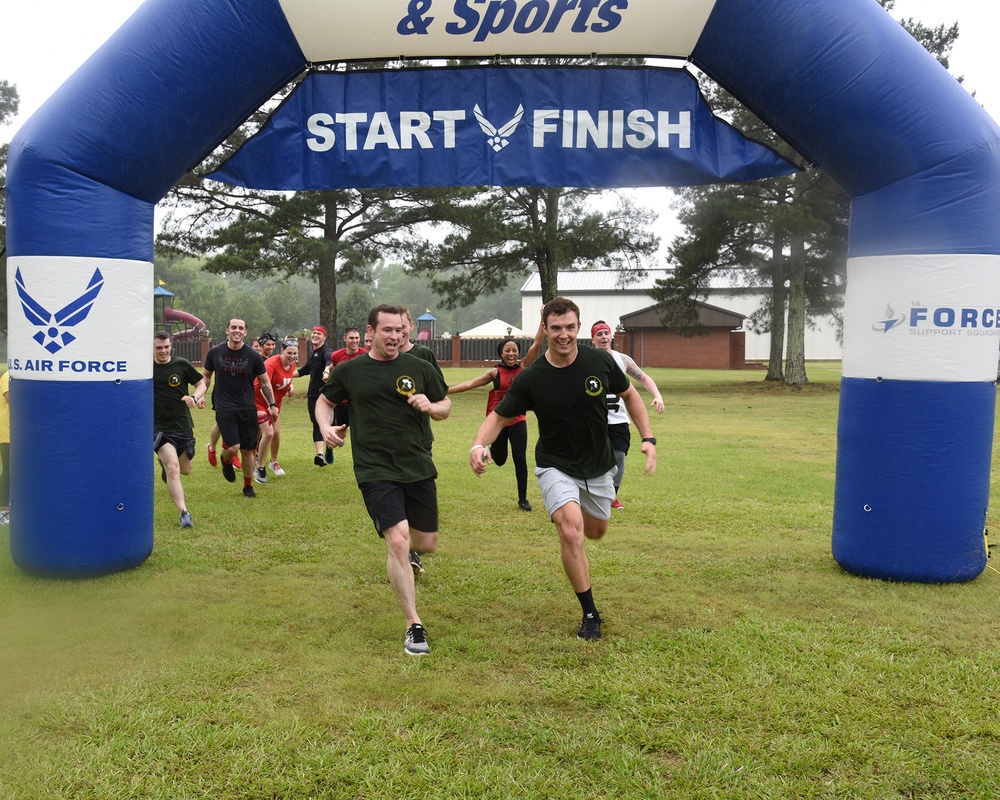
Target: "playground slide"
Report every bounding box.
[164,306,206,340]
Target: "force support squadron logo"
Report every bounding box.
[872,303,907,333]
[396,375,417,397]
[585,375,604,396]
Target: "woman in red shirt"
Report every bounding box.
[449,319,544,511]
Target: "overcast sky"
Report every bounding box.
[2,0,998,247]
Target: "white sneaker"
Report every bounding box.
[404,623,429,656]
[269,461,285,477]
[253,467,268,484]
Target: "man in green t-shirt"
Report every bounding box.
[469,297,657,642]
[317,304,451,657]
[153,332,208,528]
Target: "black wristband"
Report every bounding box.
[641,437,657,445]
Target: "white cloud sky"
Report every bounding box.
[2,0,997,249]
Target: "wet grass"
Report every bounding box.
[2,363,998,799]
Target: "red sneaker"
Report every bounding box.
[221,442,242,469]
[207,444,217,467]
[611,498,624,510]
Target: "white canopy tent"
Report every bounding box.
[459,319,527,338]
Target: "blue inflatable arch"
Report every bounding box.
[7,0,1000,580]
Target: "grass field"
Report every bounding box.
[1,363,998,799]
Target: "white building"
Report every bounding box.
[520,269,843,361]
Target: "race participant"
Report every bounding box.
[298,325,335,466]
[320,326,368,463]
[469,297,656,642]
[253,340,299,483]
[258,332,277,358]
[202,318,278,499]
[153,331,208,526]
[590,320,664,509]
[448,315,544,511]
[317,304,451,656]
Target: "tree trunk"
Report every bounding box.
[537,188,562,303]
[318,196,340,335]
[784,231,809,385]
[764,239,787,382]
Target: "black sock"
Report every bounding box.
[576,588,598,618]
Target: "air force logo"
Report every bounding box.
[15,267,105,354]
[474,103,524,152]
[585,376,604,396]
[396,375,417,396]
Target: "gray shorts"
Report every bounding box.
[535,466,616,521]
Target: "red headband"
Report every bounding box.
[312,326,327,335]
[591,322,612,337]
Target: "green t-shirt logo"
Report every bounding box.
[395,375,416,396]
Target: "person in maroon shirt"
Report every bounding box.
[448,316,544,511]
[322,326,368,442]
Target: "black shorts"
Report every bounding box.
[608,422,631,455]
[216,408,259,451]
[154,430,196,461]
[359,479,438,537]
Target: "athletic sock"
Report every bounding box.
[576,588,598,618]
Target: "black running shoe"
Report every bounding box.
[518,499,532,511]
[325,446,335,465]
[578,612,602,641]
[222,458,236,482]
[253,467,268,485]
[314,454,326,467]
[242,485,256,499]
[409,550,424,575]
[404,623,429,656]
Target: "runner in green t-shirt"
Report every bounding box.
[468,298,657,643]
[317,304,451,657]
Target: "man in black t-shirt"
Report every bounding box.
[298,325,335,466]
[318,304,451,656]
[469,297,657,643]
[153,332,208,528]
[202,318,278,499]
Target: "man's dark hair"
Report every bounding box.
[154,331,171,342]
[344,326,360,335]
[542,296,581,325]
[367,304,407,329]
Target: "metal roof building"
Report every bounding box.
[520,269,842,363]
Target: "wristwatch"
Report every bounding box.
[269,403,278,408]
[642,437,657,445]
